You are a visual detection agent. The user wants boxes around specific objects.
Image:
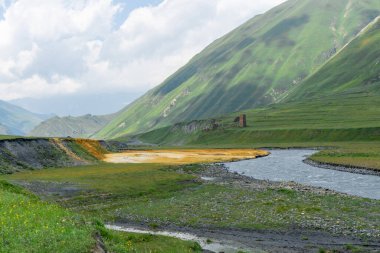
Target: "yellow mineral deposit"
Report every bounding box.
[104,149,269,164]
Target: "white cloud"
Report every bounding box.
[0,0,285,107]
[0,44,39,79]
[0,74,81,100]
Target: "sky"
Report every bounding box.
[0,0,285,116]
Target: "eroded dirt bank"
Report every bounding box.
[0,138,107,174]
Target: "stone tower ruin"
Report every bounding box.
[239,114,247,128]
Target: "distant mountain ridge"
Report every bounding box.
[0,100,50,135]
[95,0,380,139]
[30,114,116,138]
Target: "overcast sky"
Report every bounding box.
[0,0,285,116]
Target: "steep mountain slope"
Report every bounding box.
[96,0,380,139]
[30,114,115,138]
[287,16,380,101]
[0,100,50,135]
[129,18,380,147]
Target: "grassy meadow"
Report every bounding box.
[0,177,203,253]
[116,184,380,237]
[2,162,379,242]
[0,181,95,253]
[310,142,380,171]
[0,135,21,140]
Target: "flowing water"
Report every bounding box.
[105,225,262,253]
[224,149,380,199]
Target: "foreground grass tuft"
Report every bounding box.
[0,181,95,253]
[0,177,206,253]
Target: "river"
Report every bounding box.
[224,149,380,200]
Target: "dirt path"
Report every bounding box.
[103,149,269,164]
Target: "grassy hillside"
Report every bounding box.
[287,16,380,101]
[30,114,115,138]
[96,0,380,139]
[130,93,380,145]
[0,100,50,135]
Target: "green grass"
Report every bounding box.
[0,181,95,253]
[4,163,197,195]
[287,17,380,101]
[310,142,380,171]
[2,163,199,218]
[3,163,379,240]
[0,135,21,140]
[0,169,204,253]
[115,184,380,237]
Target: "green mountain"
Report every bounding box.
[96,0,380,139]
[128,17,380,147]
[286,16,380,101]
[30,114,115,138]
[0,100,49,135]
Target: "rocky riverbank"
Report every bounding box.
[177,163,345,196]
[110,163,380,253]
[304,158,380,176]
[108,221,380,253]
